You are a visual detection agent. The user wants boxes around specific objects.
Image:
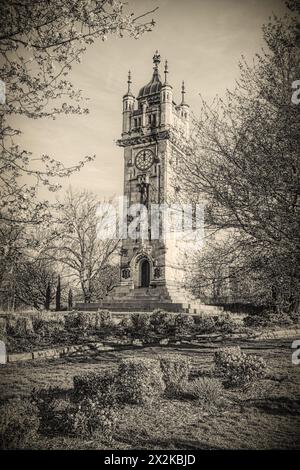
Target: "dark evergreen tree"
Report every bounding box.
[55,275,61,312]
[45,281,51,310]
[68,288,73,311]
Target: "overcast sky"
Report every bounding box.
[14,0,285,202]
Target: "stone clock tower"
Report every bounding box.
[90,52,221,314]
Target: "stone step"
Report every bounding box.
[77,301,189,312]
[76,301,223,314]
[122,293,164,299]
[111,297,172,303]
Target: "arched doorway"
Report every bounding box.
[140,259,150,287]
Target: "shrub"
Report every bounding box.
[244,310,295,328]
[97,310,114,330]
[130,312,151,339]
[194,315,216,334]
[290,310,300,324]
[31,384,118,442]
[31,386,70,436]
[32,317,64,339]
[64,312,79,329]
[64,310,115,332]
[214,347,267,387]
[70,398,118,442]
[0,318,6,341]
[215,313,237,333]
[7,316,34,337]
[77,311,96,330]
[174,313,194,337]
[117,317,132,336]
[243,313,271,328]
[150,309,175,336]
[73,370,120,406]
[159,354,191,396]
[214,346,241,376]
[0,398,39,449]
[183,377,223,405]
[118,358,165,405]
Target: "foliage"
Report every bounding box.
[118,358,165,405]
[73,370,120,406]
[32,316,65,340]
[71,311,94,330]
[42,190,120,302]
[149,309,175,336]
[182,377,224,406]
[130,312,151,339]
[45,282,51,310]
[55,275,61,311]
[68,288,73,311]
[31,386,70,436]
[13,259,56,310]
[194,315,216,334]
[214,347,267,387]
[31,383,118,441]
[0,0,156,224]
[7,315,34,337]
[0,398,39,449]
[159,354,191,396]
[117,316,132,336]
[0,1,156,309]
[177,3,300,313]
[243,310,295,328]
[98,310,115,329]
[215,313,237,333]
[65,310,114,332]
[71,371,120,441]
[174,313,195,337]
[0,317,6,341]
[69,398,118,441]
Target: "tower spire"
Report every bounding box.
[127,70,132,94]
[152,50,161,81]
[181,80,186,104]
[164,60,169,84]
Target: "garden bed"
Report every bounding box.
[0,339,299,450]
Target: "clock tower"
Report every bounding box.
[93,52,221,314]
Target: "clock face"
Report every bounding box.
[135,149,154,171]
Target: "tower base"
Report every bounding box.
[76,284,223,314]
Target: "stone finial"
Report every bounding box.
[153,50,161,67]
[164,60,169,84]
[127,70,132,94]
[181,80,186,104]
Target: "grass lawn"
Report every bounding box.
[1,339,300,449]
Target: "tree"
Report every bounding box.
[43,188,120,302]
[0,1,157,309]
[0,0,157,225]
[14,259,56,310]
[91,264,119,299]
[68,288,73,311]
[175,1,300,313]
[45,282,51,311]
[55,274,61,311]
